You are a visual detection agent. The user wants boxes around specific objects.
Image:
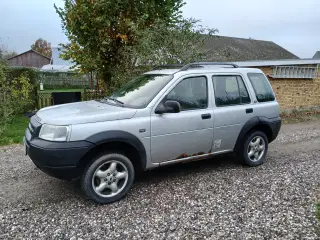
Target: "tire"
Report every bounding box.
[239,131,268,167]
[81,153,135,204]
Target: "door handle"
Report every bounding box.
[201,113,211,119]
[246,108,253,114]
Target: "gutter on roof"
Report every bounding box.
[231,59,320,67]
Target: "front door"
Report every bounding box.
[150,76,214,163]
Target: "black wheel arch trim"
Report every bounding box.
[234,116,281,152]
[85,130,147,170]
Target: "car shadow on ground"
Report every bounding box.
[15,154,240,205]
[135,153,240,183]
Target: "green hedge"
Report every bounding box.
[3,67,38,112]
[5,67,38,84]
[38,71,92,89]
[2,67,93,111]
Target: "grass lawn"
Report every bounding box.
[38,89,83,93]
[0,115,29,146]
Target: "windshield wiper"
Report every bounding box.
[105,97,124,105]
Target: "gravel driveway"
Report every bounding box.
[0,121,319,239]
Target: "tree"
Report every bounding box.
[55,1,216,90]
[31,38,52,58]
[133,18,217,66]
[2,51,17,60]
[0,45,17,60]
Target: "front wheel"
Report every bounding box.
[240,131,268,167]
[81,153,135,204]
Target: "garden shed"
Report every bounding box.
[7,50,50,68]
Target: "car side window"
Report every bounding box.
[166,76,208,110]
[237,76,251,104]
[212,75,251,107]
[247,73,275,102]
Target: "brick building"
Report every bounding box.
[232,59,320,110]
[202,36,320,110]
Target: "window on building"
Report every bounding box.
[247,73,275,102]
[270,66,318,79]
[212,75,251,107]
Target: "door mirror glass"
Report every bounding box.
[164,100,181,113]
[155,100,181,114]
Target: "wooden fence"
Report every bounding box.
[37,92,53,109]
[37,89,107,109]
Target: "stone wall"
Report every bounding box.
[258,66,320,110]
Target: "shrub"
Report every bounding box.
[0,64,34,136]
[3,67,38,110]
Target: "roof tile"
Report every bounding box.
[204,35,299,61]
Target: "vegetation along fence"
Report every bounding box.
[38,71,97,89]
[37,89,107,109]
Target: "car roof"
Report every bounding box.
[144,67,263,76]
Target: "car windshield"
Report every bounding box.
[109,74,173,108]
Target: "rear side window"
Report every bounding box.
[247,73,275,102]
[212,75,251,107]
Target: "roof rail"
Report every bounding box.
[152,64,184,70]
[179,62,238,71]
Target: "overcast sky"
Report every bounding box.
[0,0,319,58]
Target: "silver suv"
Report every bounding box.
[24,62,281,204]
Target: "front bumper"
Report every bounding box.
[24,136,94,180]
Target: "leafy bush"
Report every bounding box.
[5,67,38,84]
[4,67,38,110]
[0,64,35,136]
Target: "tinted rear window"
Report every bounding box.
[212,75,250,107]
[247,73,275,102]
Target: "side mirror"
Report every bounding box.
[155,100,181,114]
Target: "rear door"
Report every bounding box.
[211,74,254,152]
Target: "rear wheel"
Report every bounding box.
[240,131,268,167]
[81,153,135,204]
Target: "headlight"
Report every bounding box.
[39,124,71,142]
